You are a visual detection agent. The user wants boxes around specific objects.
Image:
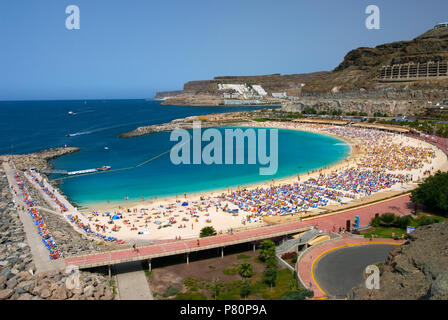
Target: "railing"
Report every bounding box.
[66,225,312,269]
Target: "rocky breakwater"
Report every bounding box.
[349,220,448,300]
[21,175,124,256]
[0,168,116,300]
[119,113,251,138]
[3,147,80,172]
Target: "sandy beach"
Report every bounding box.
[37,121,444,244]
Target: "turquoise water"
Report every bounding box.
[0,100,350,206]
[51,128,350,205]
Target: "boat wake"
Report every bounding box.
[66,121,149,137]
[68,110,95,116]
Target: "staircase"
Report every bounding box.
[276,228,321,254]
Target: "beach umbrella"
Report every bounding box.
[112,215,120,220]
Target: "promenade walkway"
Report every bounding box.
[64,193,414,269]
[297,237,405,299]
[2,162,65,273]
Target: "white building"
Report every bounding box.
[272,92,287,99]
[435,22,448,29]
[252,85,268,96]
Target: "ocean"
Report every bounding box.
[0,100,350,206]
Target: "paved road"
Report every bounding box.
[297,237,404,299]
[313,244,396,298]
[2,162,65,273]
[114,261,153,300]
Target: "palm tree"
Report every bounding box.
[258,240,276,262]
[240,280,251,299]
[262,267,277,289]
[210,278,221,300]
[238,262,255,278]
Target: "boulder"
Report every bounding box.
[40,288,51,299]
[430,272,448,299]
[17,293,33,300]
[83,285,95,298]
[0,289,14,300]
[50,287,68,300]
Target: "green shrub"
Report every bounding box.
[200,226,217,238]
[291,255,298,264]
[217,293,239,300]
[379,213,396,226]
[395,215,414,229]
[164,285,179,297]
[370,216,380,227]
[280,289,314,300]
[175,292,207,300]
[415,215,438,226]
[222,268,238,276]
[411,171,448,216]
[183,278,200,291]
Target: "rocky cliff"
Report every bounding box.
[159,26,448,115]
[153,90,184,100]
[349,220,448,300]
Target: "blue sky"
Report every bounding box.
[1,0,447,100]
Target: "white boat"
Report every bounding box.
[68,111,74,115]
[66,166,110,176]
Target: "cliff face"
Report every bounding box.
[153,90,184,100]
[158,27,448,114]
[282,81,448,115]
[321,26,448,91]
[349,220,448,300]
[282,97,418,115]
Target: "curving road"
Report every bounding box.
[313,244,397,299]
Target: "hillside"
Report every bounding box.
[157,26,448,114]
[349,220,448,300]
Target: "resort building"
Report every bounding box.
[272,92,287,99]
[252,85,268,96]
[435,22,448,28]
[377,61,448,82]
[426,99,448,114]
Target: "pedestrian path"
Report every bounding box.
[2,162,65,273]
[115,261,153,300]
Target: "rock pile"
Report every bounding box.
[0,168,117,300]
[4,147,79,172]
